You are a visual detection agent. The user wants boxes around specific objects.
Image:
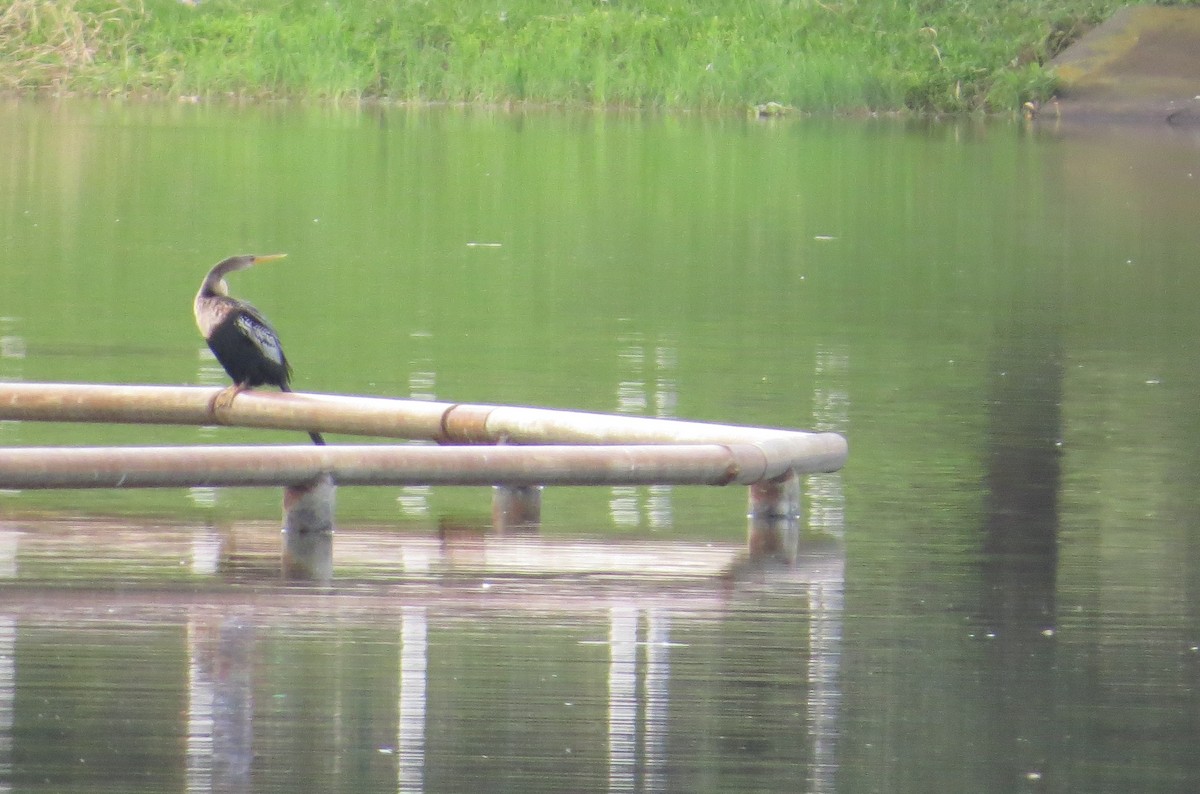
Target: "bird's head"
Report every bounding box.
[201,253,287,294]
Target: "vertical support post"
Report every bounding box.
[748,467,801,520]
[747,514,801,565]
[281,473,335,582]
[491,485,542,534]
[748,468,802,565]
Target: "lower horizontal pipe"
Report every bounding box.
[0,443,779,489]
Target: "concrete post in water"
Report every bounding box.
[281,473,335,583]
[747,513,801,566]
[748,467,801,520]
[492,485,542,533]
[747,468,802,566]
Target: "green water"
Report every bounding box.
[3,100,1200,792]
[6,98,1175,526]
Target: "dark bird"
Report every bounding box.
[194,253,325,445]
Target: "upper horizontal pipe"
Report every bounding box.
[0,382,450,440]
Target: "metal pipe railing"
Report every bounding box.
[0,382,848,576]
[0,443,783,489]
[0,382,848,478]
[0,382,448,440]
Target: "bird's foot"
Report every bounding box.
[209,384,248,415]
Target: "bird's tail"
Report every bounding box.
[280,383,326,445]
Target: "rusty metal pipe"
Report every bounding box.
[0,383,848,474]
[0,443,779,489]
[0,382,451,440]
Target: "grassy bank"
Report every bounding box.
[0,0,1175,112]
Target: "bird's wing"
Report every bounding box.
[234,309,287,367]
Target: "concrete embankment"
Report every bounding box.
[1047,5,1200,123]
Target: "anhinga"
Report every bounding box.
[194,254,325,445]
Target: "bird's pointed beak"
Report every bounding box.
[252,253,287,264]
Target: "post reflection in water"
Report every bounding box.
[809,347,849,539]
[806,569,843,794]
[610,332,678,529]
[161,520,846,792]
[742,514,845,794]
[0,530,14,794]
[807,345,848,793]
[606,606,673,793]
[0,616,12,794]
[607,605,638,792]
[398,606,427,793]
[396,330,437,521]
[642,609,670,792]
[187,613,256,794]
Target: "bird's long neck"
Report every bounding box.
[198,262,233,297]
[194,278,233,337]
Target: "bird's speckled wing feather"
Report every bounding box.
[234,308,286,367]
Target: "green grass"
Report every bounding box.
[0,0,1185,112]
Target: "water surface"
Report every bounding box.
[2,100,1200,792]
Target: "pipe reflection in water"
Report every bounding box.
[0,495,844,790]
[804,344,848,792]
[0,318,25,423]
[0,522,845,791]
[0,529,16,580]
[740,513,845,794]
[608,606,637,791]
[0,616,12,791]
[191,525,221,577]
[809,347,849,538]
[0,524,15,788]
[186,623,214,790]
[610,332,678,529]
[608,605,672,793]
[643,608,670,792]
[399,606,427,793]
[806,561,843,794]
[808,345,847,793]
[396,331,437,520]
[187,612,256,793]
